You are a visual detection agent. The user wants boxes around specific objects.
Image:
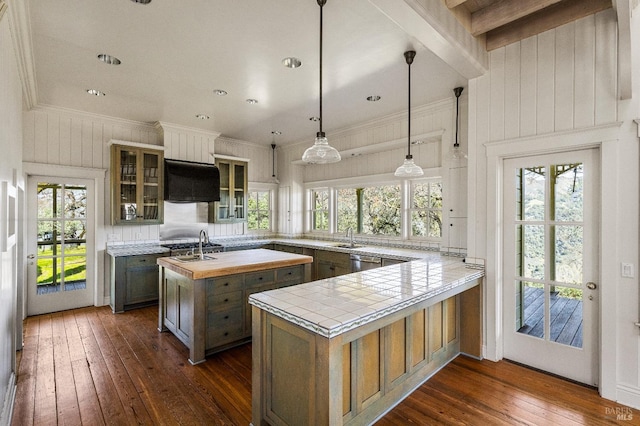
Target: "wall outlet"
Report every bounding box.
[135,232,143,240]
[621,263,635,278]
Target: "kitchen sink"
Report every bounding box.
[171,254,216,262]
[331,243,365,249]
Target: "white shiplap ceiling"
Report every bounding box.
[27,0,468,146]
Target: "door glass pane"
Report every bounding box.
[65,185,87,218]
[519,167,545,221]
[516,281,544,339]
[555,225,583,284]
[550,286,582,348]
[554,164,583,222]
[518,224,545,280]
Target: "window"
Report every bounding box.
[411,180,442,238]
[337,188,357,233]
[311,189,329,231]
[247,190,271,230]
[336,185,402,236]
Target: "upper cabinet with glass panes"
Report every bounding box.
[109,141,164,225]
[210,158,248,223]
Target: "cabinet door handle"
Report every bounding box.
[224,298,229,302]
[223,282,229,286]
[224,315,229,320]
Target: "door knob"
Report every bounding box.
[586,282,597,290]
[27,254,35,259]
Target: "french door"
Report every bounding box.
[26,176,95,315]
[503,149,599,385]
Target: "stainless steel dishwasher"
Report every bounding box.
[350,253,382,272]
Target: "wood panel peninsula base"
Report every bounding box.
[250,258,483,426]
[157,249,313,364]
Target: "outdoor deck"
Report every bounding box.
[36,281,86,295]
[517,286,583,348]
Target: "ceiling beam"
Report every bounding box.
[369,0,488,79]
[471,0,564,36]
[445,0,469,8]
[485,0,612,51]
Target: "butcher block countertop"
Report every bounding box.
[156,248,313,280]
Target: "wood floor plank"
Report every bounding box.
[13,306,639,426]
[50,312,82,426]
[74,309,131,425]
[85,308,154,425]
[32,315,57,425]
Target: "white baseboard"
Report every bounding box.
[617,384,640,410]
[0,372,16,426]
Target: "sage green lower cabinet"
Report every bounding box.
[159,264,305,364]
[315,250,351,280]
[109,253,163,313]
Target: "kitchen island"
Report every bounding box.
[157,248,313,364]
[249,255,483,426]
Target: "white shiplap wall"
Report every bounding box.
[0,10,23,424]
[467,8,640,406]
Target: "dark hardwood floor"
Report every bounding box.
[12,305,638,425]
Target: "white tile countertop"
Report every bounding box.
[106,244,170,257]
[249,255,484,339]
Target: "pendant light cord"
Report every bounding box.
[453,87,463,148]
[318,0,325,136]
[404,51,416,159]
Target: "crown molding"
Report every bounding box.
[32,104,158,131]
[154,121,221,139]
[7,0,38,109]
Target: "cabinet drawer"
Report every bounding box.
[126,254,160,268]
[207,308,244,345]
[276,265,303,283]
[209,275,244,293]
[315,249,350,266]
[245,270,275,288]
[209,290,243,311]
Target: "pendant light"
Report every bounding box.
[302,0,341,164]
[394,50,423,177]
[450,86,467,160]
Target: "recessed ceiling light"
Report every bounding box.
[196,114,210,120]
[271,131,282,135]
[309,116,320,122]
[131,0,151,4]
[282,57,302,69]
[97,54,121,65]
[246,99,258,104]
[86,89,105,96]
[411,140,425,145]
[367,95,381,102]
[213,89,228,96]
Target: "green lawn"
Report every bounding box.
[37,246,86,285]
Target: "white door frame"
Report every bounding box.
[22,162,107,311]
[483,122,622,399]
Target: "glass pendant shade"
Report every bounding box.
[450,145,468,160]
[302,132,341,164]
[394,155,424,177]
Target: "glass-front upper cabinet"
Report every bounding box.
[211,158,247,223]
[110,142,164,225]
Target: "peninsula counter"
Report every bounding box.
[249,256,483,426]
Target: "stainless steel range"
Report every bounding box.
[161,242,224,256]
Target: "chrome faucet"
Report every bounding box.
[346,227,355,248]
[198,229,208,259]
